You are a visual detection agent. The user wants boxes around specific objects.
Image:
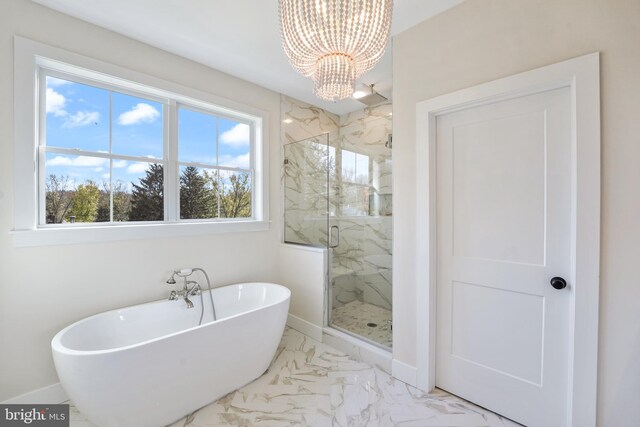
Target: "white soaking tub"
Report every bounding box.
[52,282,290,427]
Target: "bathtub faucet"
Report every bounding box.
[166,268,217,324]
[167,269,201,309]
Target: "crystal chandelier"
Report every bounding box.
[278,0,393,101]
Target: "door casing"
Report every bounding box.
[414,53,600,427]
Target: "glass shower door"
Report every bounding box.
[328,124,393,349]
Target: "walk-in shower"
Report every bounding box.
[284,104,393,348]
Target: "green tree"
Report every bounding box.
[113,182,132,222]
[220,172,252,218]
[97,180,132,222]
[96,187,110,223]
[68,181,100,222]
[180,166,214,219]
[45,174,74,224]
[129,163,164,221]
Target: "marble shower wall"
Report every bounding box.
[282,95,393,311]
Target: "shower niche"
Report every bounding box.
[283,97,392,349]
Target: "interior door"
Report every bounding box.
[435,87,572,426]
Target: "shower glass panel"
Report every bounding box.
[283,134,332,247]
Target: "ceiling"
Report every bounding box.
[32,0,464,115]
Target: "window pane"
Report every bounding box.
[218,118,250,169]
[342,150,356,183]
[179,166,218,220]
[341,183,369,217]
[112,92,163,159]
[44,153,108,224]
[219,170,252,218]
[45,76,109,152]
[114,162,164,222]
[355,153,370,185]
[179,108,216,165]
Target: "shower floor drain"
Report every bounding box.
[366,322,378,328]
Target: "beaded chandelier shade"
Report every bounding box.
[278,0,393,101]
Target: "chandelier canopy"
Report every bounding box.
[278,0,393,101]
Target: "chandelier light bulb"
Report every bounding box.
[278,0,393,101]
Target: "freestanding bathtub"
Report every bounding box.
[52,282,290,427]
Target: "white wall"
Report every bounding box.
[0,0,282,401]
[392,0,640,425]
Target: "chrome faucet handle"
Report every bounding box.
[185,280,199,293]
[168,290,179,301]
[189,284,201,296]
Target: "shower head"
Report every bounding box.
[166,273,177,284]
[353,84,388,106]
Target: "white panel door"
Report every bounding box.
[435,87,572,427]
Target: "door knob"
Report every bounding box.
[550,277,567,290]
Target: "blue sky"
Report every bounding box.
[45,76,251,191]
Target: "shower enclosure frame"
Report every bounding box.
[283,132,393,351]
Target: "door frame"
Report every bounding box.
[414,53,600,427]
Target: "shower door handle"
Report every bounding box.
[329,225,340,248]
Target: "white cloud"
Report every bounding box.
[47,155,108,167]
[101,173,110,179]
[112,159,128,168]
[46,77,71,88]
[220,123,250,147]
[46,88,67,117]
[46,86,100,129]
[63,111,100,128]
[219,153,250,169]
[118,103,160,126]
[126,162,149,174]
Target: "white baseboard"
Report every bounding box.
[287,314,323,342]
[392,359,418,387]
[322,327,392,374]
[2,383,68,404]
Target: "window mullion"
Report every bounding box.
[216,118,221,219]
[109,92,114,223]
[165,99,178,222]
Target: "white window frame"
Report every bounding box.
[12,37,269,247]
[174,103,256,222]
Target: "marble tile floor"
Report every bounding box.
[68,327,520,427]
[332,300,392,347]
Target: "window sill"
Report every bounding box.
[10,220,270,247]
